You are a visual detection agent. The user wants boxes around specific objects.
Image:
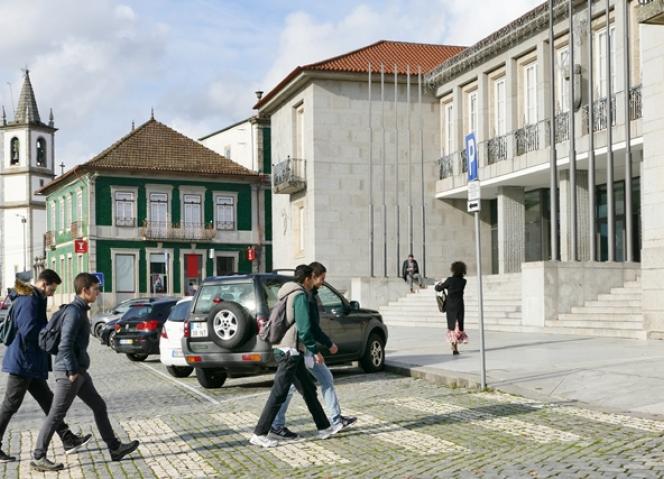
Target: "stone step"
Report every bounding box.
[382,321,540,333]
[383,303,521,313]
[545,319,642,330]
[381,312,522,322]
[558,313,643,322]
[544,324,647,340]
[570,305,640,314]
[584,299,641,308]
[597,293,641,302]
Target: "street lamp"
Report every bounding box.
[16,214,27,273]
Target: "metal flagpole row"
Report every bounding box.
[606,0,615,262]
[623,0,633,262]
[407,66,413,257]
[394,65,400,276]
[588,0,596,262]
[549,0,560,261]
[381,64,387,277]
[368,63,375,277]
[569,0,578,261]
[418,66,426,277]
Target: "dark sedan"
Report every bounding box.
[112,298,178,361]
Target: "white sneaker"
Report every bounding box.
[317,422,343,440]
[249,434,278,448]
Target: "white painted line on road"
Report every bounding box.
[474,391,664,434]
[121,418,216,478]
[213,412,349,468]
[386,397,582,443]
[343,408,467,455]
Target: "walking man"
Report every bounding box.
[402,254,424,293]
[31,273,139,472]
[0,270,90,462]
[270,261,357,440]
[250,264,341,448]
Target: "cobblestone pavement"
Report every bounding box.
[1,341,664,478]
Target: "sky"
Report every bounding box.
[0,0,542,171]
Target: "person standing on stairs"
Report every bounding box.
[435,261,468,355]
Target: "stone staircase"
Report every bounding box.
[544,276,646,339]
[379,273,539,333]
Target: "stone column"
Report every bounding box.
[640,22,664,339]
[560,169,591,261]
[497,186,525,273]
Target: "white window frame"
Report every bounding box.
[467,90,479,136]
[294,103,305,159]
[596,25,616,98]
[114,191,136,227]
[298,204,305,254]
[557,46,570,113]
[214,193,236,231]
[146,248,173,295]
[65,195,72,232]
[76,190,83,222]
[113,251,138,294]
[183,194,202,227]
[494,78,506,136]
[443,101,454,154]
[49,201,56,232]
[524,62,538,125]
[59,198,65,233]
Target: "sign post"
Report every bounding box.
[91,272,105,312]
[465,132,486,389]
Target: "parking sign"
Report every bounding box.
[91,272,105,287]
[465,132,479,182]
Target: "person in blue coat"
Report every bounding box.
[0,270,90,463]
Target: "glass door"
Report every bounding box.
[149,193,168,237]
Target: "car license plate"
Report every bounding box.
[191,323,208,338]
[171,350,183,358]
[119,339,133,345]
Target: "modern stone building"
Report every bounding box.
[0,70,55,292]
[255,40,464,292]
[38,118,271,307]
[417,0,664,339]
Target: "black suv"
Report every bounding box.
[112,298,179,361]
[182,273,388,388]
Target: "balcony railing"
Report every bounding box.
[70,220,85,239]
[487,135,508,164]
[583,95,617,132]
[115,217,136,227]
[44,231,56,250]
[514,122,542,156]
[554,111,570,144]
[438,153,455,179]
[629,85,642,120]
[141,221,216,241]
[273,157,306,194]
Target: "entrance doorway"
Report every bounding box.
[596,177,641,262]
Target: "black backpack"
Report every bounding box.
[38,304,71,355]
[258,288,303,344]
[0,296,17,346]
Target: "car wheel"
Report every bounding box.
[195,368,227,388]
[126,353,149,362]
[93,322,104,338]
[360,333,385,373]
[166,366,194,378]
[207,302,251,349]
[108,331,118,350]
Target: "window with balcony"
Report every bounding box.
[59,199,64,231]
[557,46,570,112]
[77,191,83,221]
[183,194,202,236]
[443,101,454,154]
[115,191,135,227]
[596,25,616,98]
[49,201,56,232]
[524,62,538,125]
[149,193,168,236]
[215,195,235,230]
[494,78,506,136]
[467,90,478,136]
[65,195,72,232]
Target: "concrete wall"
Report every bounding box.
[522,261,640,327]
[348,276,412,311]
[201,120,259,172]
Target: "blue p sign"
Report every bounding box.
[91,272,105,288]
[465,132,478,182]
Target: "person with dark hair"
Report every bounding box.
[435,261,468,355]
[401,254,424,293]
[31,273,139,472]
[250,264,340,448]
[0,270,90,463]
[270,261,356,440]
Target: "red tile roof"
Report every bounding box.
[255,40,465,110]
[38,119,259,195]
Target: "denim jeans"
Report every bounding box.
[272,352,342,430]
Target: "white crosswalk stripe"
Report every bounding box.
[213,412,349,468]
[385,397,582,443]
[121,418,216,478]
[344,408,468,455]
[473,391,664,434]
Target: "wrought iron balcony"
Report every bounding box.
[583,95,616,132]
[554,111,570,144]
[438,153,455,179]
[487,135,508,164]
[273,157,306,194]
[44,231,56,250]
[514,122,542,156]
[629,85,642,120]
[141,221,216,241]
[460,149,468,174]
[70,220,85,239]
[115,217,136,227]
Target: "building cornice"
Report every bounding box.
[426,0,579,90]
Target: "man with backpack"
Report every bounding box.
[250,264,341,448]
[31,273,139,472]
[270,261,357,440]
[0,270,90,463]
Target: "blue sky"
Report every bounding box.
[0,0,541,170]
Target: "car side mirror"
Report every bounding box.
[349,301,360,312]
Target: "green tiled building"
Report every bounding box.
[39,118,272,307]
